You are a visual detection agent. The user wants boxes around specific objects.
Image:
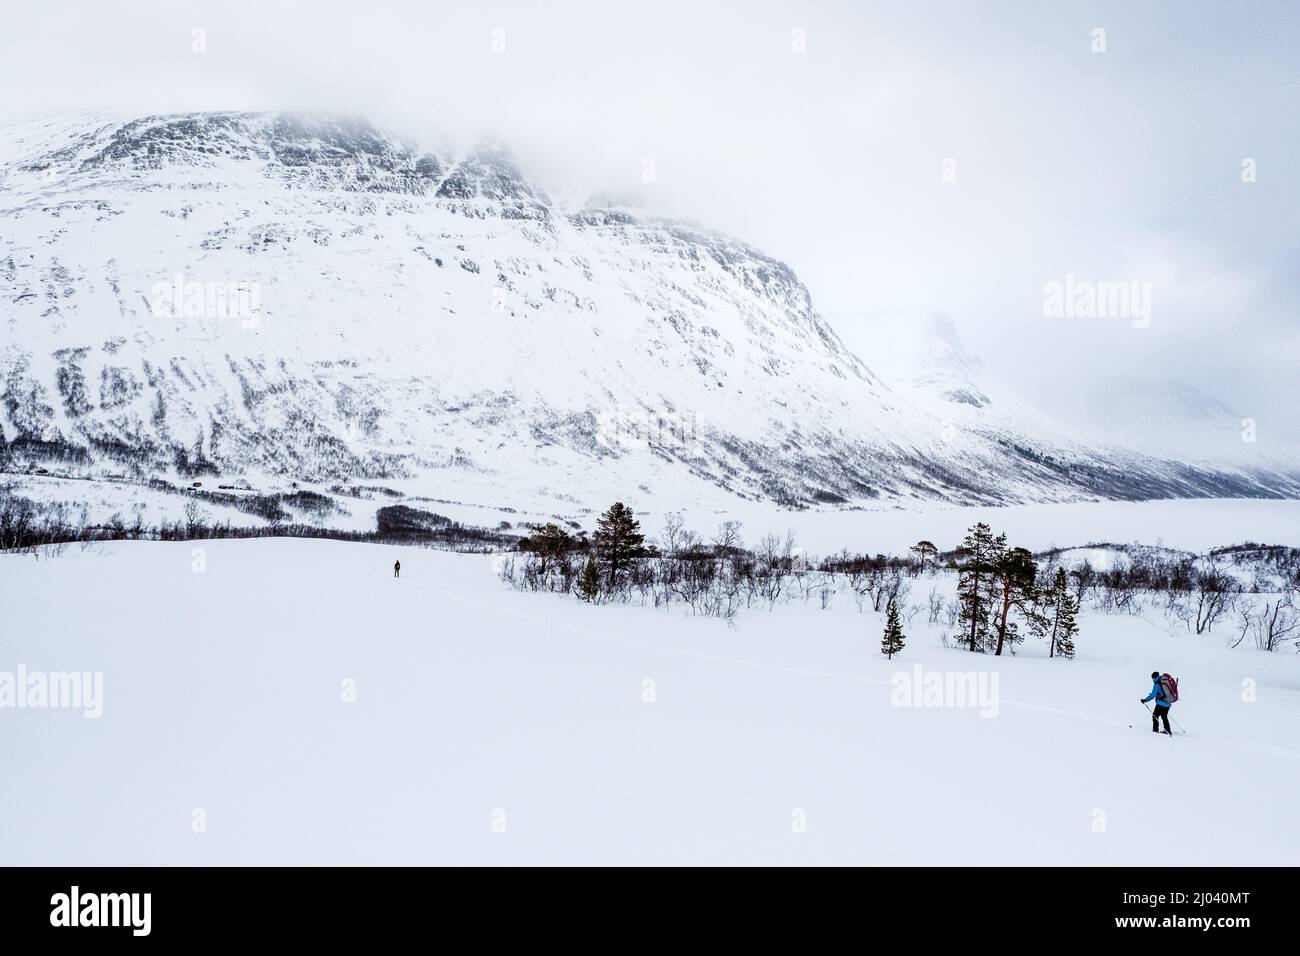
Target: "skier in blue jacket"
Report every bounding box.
[1141,671,1173,735]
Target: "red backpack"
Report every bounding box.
[1159,674,1179,703]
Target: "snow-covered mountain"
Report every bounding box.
[1036,377,1300,472]
[2,111,1298,516]
[832,310,1077,436]
[825,309,1300,502]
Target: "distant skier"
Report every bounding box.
[393,560,401,579]
[1140,670,1175,735]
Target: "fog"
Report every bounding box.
[3,0,1296,420]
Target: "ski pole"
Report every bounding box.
[1141,700,1184,735]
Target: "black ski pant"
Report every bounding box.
[1152,703,1171,734]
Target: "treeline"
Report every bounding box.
[505,506,873,618]
[500,504,1300,656]
[1044,541,1300,651]
[0,494,513,553]
[500,507,1081,659]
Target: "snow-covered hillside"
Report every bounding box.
[2,536,1296,865]
[4,111,1299,520]
[1038,377,1300,472]
[835,310,1300,481]
[832,308,1127,482]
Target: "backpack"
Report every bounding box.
[1158,674,1179,703]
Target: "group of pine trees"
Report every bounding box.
[878,522,1079,660]
[951,521,1078,658]
[518,507,1080,659]
[534,501,646,603]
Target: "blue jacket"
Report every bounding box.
[1142,678,1173,708]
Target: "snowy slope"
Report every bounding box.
[1038,377,1300,472]
[832,311,1300,500]
[1,537,1297,865]
[833,310,1100,445]
[3,112,1299,518]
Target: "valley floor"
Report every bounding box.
[9,472,1300,557]
[2,534,1298,865]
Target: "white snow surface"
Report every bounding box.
[2,535,1297,865]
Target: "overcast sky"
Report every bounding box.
[3,0,1297,417]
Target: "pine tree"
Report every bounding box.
[909,539,939,575]
[1051,567,1078,659]
[955,522,1005,652]
[577,554,601,603]
[1035,567,1079,659]
[992,547,1037,656]
[881,599,906,659]
[594,501,645,589]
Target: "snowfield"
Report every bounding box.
[9,470,1300,556]
[2,535,1297,865]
